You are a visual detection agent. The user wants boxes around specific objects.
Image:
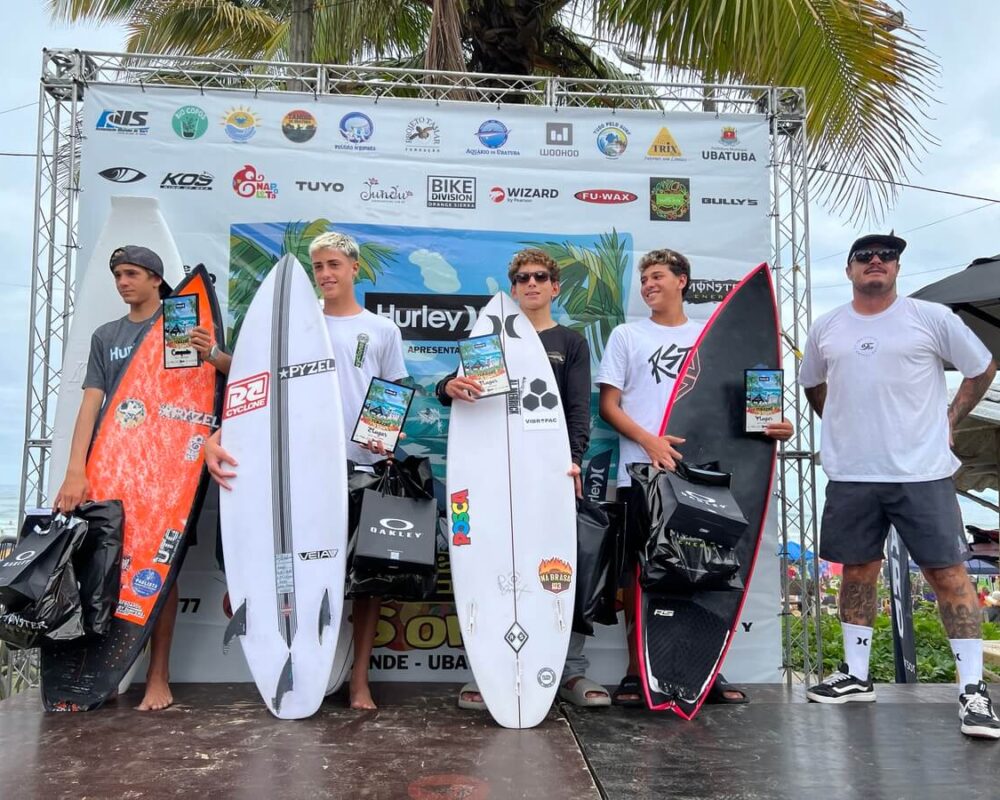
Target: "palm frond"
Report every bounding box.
[585,0,939,220]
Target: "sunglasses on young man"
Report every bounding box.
[513,271,553,284]
[851,248,900,264]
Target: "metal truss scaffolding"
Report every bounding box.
[15,50,821,694]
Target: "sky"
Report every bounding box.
[1,3,999,525]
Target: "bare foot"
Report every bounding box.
[136,678,173,711]
[349,682,377,710]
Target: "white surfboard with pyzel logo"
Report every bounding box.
[446,292,577,729]
[48,196,187,501]
[219,254,348,719]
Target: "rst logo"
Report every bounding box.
[224,372,270,419]
[160,171,214,191]
[574,189,637,204]
[96,110,149,135]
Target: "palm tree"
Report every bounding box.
[49,0,937,219]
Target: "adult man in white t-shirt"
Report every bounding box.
[799,232,999,739]
[206,232,408,711]
[597,249,792,705]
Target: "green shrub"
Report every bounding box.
[786,602,1000,683]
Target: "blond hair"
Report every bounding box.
[308,231,359,260]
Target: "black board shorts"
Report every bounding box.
[819,478,969,568]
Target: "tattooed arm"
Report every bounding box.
[948,361,996,431]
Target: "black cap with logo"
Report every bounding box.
[847,232,907,264]
[109,245,172,298]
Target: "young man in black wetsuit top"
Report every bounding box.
[437,248,610,709]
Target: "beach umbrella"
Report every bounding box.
[912,255,1000,360]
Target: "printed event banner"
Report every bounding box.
[78,85,781,684]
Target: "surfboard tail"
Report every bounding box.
[273,655,294,713]
[223,600,247,653]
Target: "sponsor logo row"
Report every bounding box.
[99,166,761,220]
[96,107,759,163]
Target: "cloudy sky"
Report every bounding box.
[2,4,999,518]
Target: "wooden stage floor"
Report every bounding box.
[1,682,998,799]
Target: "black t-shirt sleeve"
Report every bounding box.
[435,368,459,407]
[563,331,592,465]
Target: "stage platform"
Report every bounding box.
[1,683,998,799]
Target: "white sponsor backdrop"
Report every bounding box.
[79,84,781,685]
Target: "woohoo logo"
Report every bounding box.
[232,165,278,199]
[450,489,471,546]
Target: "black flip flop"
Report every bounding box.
[612,675,645,708]
[705,673,749,704]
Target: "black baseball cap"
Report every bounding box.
[847,232,907,263]
[109,245,172,298]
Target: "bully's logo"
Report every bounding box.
[538,558,573,594]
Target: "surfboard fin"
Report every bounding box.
[223,600,247,653]
[273,655,293,713]
[318,588,331,642]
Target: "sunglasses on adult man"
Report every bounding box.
[512,271,554,284]
[851,248,900,264]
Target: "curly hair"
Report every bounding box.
[638,248,691,297]
[507,248,559,283]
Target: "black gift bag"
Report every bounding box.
[0,514,89,649]
[72,501,124,636]
[573,498,625,635]
[627,462,748,549]
[346,457,440,600]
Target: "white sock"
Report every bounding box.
[842,623,873,681]
[949,638,983,688]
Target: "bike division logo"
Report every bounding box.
[232,164,278,199]
[538,558,573,594]
[221,106,259,143]
[172,106,208,140]
[649,177,691,221]
[115,397,147,429]
[405,116,440,153]
[281,109,317,143]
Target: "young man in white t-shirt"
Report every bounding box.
[800,232,999,739]
[596,248,792,706]
[206,232,407,711]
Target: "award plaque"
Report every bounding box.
[351,377,415,451]
[744,368,783,433]
[162,294,200,369]
[458,333,511,397]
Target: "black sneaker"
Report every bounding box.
[805,663,876,704]
[959,681,1000,740]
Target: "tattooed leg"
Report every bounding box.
[839,560,883,626]
[923,564,981,639]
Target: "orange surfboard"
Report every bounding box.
[41,265,223,711]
